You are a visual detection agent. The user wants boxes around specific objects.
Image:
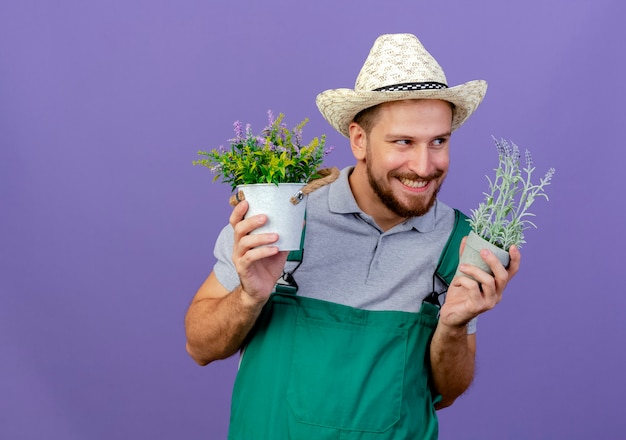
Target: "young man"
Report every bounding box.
[185,33,521,439]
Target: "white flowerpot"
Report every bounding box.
[237,183,307,251]
[455,231,510,280]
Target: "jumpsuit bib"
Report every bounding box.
[228,293,441,439]
[228,209,470,439]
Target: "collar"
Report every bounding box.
[328,166,437,233]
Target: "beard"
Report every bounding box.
[366,152,445,218]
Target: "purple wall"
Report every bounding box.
[1,1,624,438]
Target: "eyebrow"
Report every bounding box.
[385,131,452,140]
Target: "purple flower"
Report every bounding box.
[232,121,243,143]
[495,138,506,156]
[293,127,303,146]
[209,163,222,173]
[511,143,520,160]
[524,149,533,168]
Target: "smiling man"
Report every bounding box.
[349,99,452,228]
[185,33,521,439]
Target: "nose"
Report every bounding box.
[406,146,435,177]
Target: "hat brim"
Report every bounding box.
[316,80,487,138]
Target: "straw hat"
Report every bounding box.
[316,33,487,138]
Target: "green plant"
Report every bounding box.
[193,110,333,191]
[468,137,555,251]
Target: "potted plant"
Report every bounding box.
[457,137,556,277]
[193,110,333,250]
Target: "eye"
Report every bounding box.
[394,139,412,146]
[432,137,449,148]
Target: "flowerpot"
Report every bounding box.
[455,231,510,280]
[237,183,307,251]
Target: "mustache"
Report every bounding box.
[389,169,444,181]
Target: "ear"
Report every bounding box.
[349,122,367,161]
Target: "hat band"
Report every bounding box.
[374,82,448,92]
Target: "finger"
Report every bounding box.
[236,232,279,255]
[456,260,500,305]
[229,200,249,227]
[455,260,495,287]
[232,212,269,243]
[482,247,520,295]
[233,234,281,282]
[507,245,522,278]
[236,242,281,268]
[481,249,508,282]
[452,275,496,314]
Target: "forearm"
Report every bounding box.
[429,324,475,409]
[185,285,265,366]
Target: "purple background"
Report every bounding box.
[1,1,624,439]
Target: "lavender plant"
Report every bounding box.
[193,110,333,191]
[468,137,555,251]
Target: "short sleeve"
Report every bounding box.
[213,224,240,292]
[467,317,477,334]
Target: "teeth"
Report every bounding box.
[399,177,428,188]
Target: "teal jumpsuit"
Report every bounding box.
[227,210,470,439]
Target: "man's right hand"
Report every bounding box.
[230,200,289,307]
[184,201,289,365]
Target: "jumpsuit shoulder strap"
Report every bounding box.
[286,214,306,262]
[273,214,306,295]
[435,209,472,286]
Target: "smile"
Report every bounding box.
[398,177,429,189]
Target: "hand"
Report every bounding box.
[230,201,288,306]
[439,237,521,329]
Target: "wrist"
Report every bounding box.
[436,320,469,338]
[235,284,269,311]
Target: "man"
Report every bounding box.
[185,33,521,439]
